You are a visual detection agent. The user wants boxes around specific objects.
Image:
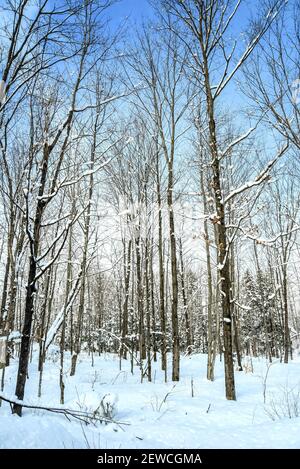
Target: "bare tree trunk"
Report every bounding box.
[204,61,236,399]
[38,270,52,373]
[178,238,192,353]
[167,163,180,382]
[121,239,132,359]
[37,264,56,399]
[145,238,152,382]
[13,136,52,415]
[200,168,216,381]
[282,264,290,363]
[136,231,146,362]
[156,147,167,377]
[13,254,38,415]
[70,153,95,376]
[150,238,157,362]
[0,247,11,330]
[5,222,25,335]
[230,246,243,371]
[60,207,74,404]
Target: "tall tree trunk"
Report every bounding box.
[200,168,216,381]
[121,239,132,359]
[38,269,52,373]
[203,53,236,400]
[150,238,157,362]
[230,245,243,371]
[13,140,51,416]
[145,238,152,382]
[60,205,74,403]
[5,223,25,336]
[0,249,11,331]
[70,189,93,375]
[179,238,192,353]
[282,263,290,363]
[136,231,146,362]
[156,147,167,376]
[13,255,37,415]
[167,163,179,382]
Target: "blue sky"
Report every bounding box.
[110,0,153,24]
[110,0,258,28]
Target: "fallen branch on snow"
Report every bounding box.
[0,394,130,428]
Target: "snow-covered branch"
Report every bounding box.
[224,143,288,205]
[44,270,82,350]
[227,223,300,247]
[219,126,256,160]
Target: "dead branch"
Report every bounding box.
[0,394,130,428]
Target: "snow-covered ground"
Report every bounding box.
[0,348,300,449]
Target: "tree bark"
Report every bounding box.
[121,239,132,359]
[200,168,216,381]
[156,146,167,377]
[203,53,236,400]
[167,163,179,382]
[13,139,51,415]
[179,238,192,353]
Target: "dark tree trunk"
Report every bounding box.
[167,166,179,382]
[282,266,290,363]
[13,256,37,415]
[203,53,236,400]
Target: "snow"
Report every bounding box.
[8,330,22,341]
[1,349,300,448]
